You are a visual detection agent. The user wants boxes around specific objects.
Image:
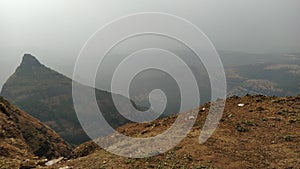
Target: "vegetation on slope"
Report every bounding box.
[0,96,72,169]
[1,54,137,145]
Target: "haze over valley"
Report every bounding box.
[1,0,300,168]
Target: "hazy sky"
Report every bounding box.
[0,0,300,89]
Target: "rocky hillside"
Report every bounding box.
[52,95,300,169]
[0,96,72,169]
[1,54,137,145]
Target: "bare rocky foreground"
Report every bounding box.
[1,94,300,168]
[0,96,71,169]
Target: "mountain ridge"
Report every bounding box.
[1,54,137,145]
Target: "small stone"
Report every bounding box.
[188,116,195,120]
[59,166,72,169]
[37,159,48,166]
[20,159,37,169]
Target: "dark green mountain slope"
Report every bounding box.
[1,54,135,145]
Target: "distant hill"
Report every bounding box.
[226,63,300,97]
[220,51,300,96]
[0,96,72,168]
[1,54,137,145]
[58,95,300,169]
[119,51,300,111]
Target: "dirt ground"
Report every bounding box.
[51,94,300,169]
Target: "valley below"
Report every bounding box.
[1,53,300,168]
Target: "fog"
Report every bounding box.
[0,0,300,89]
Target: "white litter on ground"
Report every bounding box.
[238,103,245,107]
[45,157,64,166]
[59,166,71,169]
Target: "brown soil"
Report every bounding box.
[58,94,300,169]
[0,96,72,169]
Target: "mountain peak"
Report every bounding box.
[21,54,41,66]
